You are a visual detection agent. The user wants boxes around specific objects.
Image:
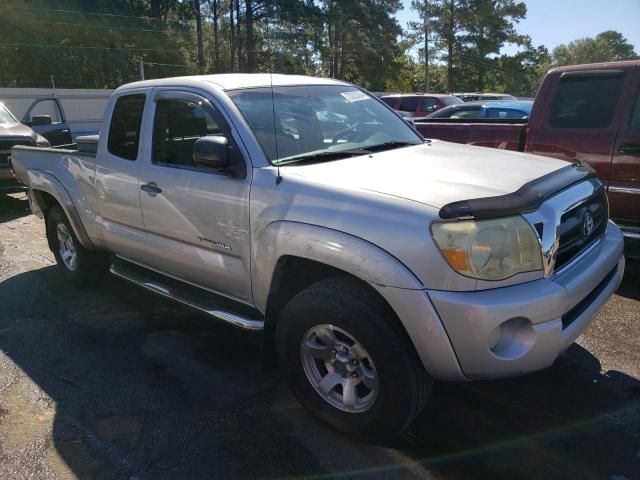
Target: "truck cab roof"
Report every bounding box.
[116,73,351,93]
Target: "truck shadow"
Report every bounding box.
[618,256,639,301]
[0,264,638,479]
[0,192,30,223]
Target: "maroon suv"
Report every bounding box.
[380,93,463,117]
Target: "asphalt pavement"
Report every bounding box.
[1,192,639,480]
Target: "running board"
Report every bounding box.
[109,258,264,331]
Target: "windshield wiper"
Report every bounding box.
[361,141,418,152]
[277,148,371,166]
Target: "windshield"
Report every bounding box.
[0,104,17,124]
[228,85,423,165]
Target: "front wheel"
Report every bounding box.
[276,276,432,441]
[47,205,109,286]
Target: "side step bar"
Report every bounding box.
[110,258,264,331]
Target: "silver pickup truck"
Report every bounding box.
[10,74,625,441]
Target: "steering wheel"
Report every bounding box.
[331,121,362,144]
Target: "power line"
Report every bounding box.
[0,43,183,53]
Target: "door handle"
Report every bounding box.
[619,143,640,156]
[141,182,162,194]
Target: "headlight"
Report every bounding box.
[431,216,542,280]
[35,134,50,147]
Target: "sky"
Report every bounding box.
[396,0,640,55]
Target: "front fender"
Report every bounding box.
[25,169,95,249]
[253,220,465,381]
[252,221,424,312]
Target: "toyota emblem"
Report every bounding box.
[583,214,594,237]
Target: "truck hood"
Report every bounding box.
[0,122,36,138]
[282,140,569,209]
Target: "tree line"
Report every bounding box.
[0,0,636,95]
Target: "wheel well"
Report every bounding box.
[262,256,392,369]
[32,190,60,251]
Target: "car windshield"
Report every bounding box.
[228,85,423,165]
[0,104,17,124]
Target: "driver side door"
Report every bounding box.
[138,90,253,303]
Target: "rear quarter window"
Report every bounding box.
[108,94,146,160]
[548,75,624,129]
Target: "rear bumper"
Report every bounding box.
[426,221,624,380]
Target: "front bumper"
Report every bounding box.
[427,221,625,380]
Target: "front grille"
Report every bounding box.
[555,191,608,270]
[0,139,33,164]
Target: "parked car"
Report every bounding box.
[453,92,517,102]
[426,101,533,120]
[11,74,625,441]
[0,102,49,194]
[416,60,640,241]
[380,93,463,116]
[20,97,76,146]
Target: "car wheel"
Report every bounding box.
[47,205,108,286]
[276,276,431,441]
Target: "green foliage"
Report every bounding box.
[552,31,638,67]
[0,0,636,95]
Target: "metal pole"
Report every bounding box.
[50,75,55,90]
[139,58,145,80]
[424,1,429,93]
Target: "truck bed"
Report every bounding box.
[415,118,528,151]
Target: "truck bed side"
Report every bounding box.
[10,145,102,247]
[415,119,527,151]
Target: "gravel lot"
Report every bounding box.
[1,192,639,480]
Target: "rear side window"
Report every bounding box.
[549,75,624,129]
[399,97,419,112]
[487,108,528,119]
[380,97,397,107]
[631,87,640,128]
[449,107,482,119]
[108,94,146,160]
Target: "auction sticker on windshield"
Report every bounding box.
[340,90,369,103]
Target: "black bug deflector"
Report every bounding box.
[438,161,598,220]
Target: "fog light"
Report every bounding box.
[488,317,536,360]
[488,324,502,349]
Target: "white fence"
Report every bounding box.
[0,88,113,136]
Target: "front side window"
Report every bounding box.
[28,99,62,123]
[228,85,423,165]
[421,98,439,113]
[549,75,624,129]
[152,98,223,168]
[441,96,463,106]
[107,94,146,160]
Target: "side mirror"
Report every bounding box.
[31,115,52,126]
[404,117,416,128]
[193,136,229,171]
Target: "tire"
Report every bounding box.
[46,205,109,287]
[276,276,432,441]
